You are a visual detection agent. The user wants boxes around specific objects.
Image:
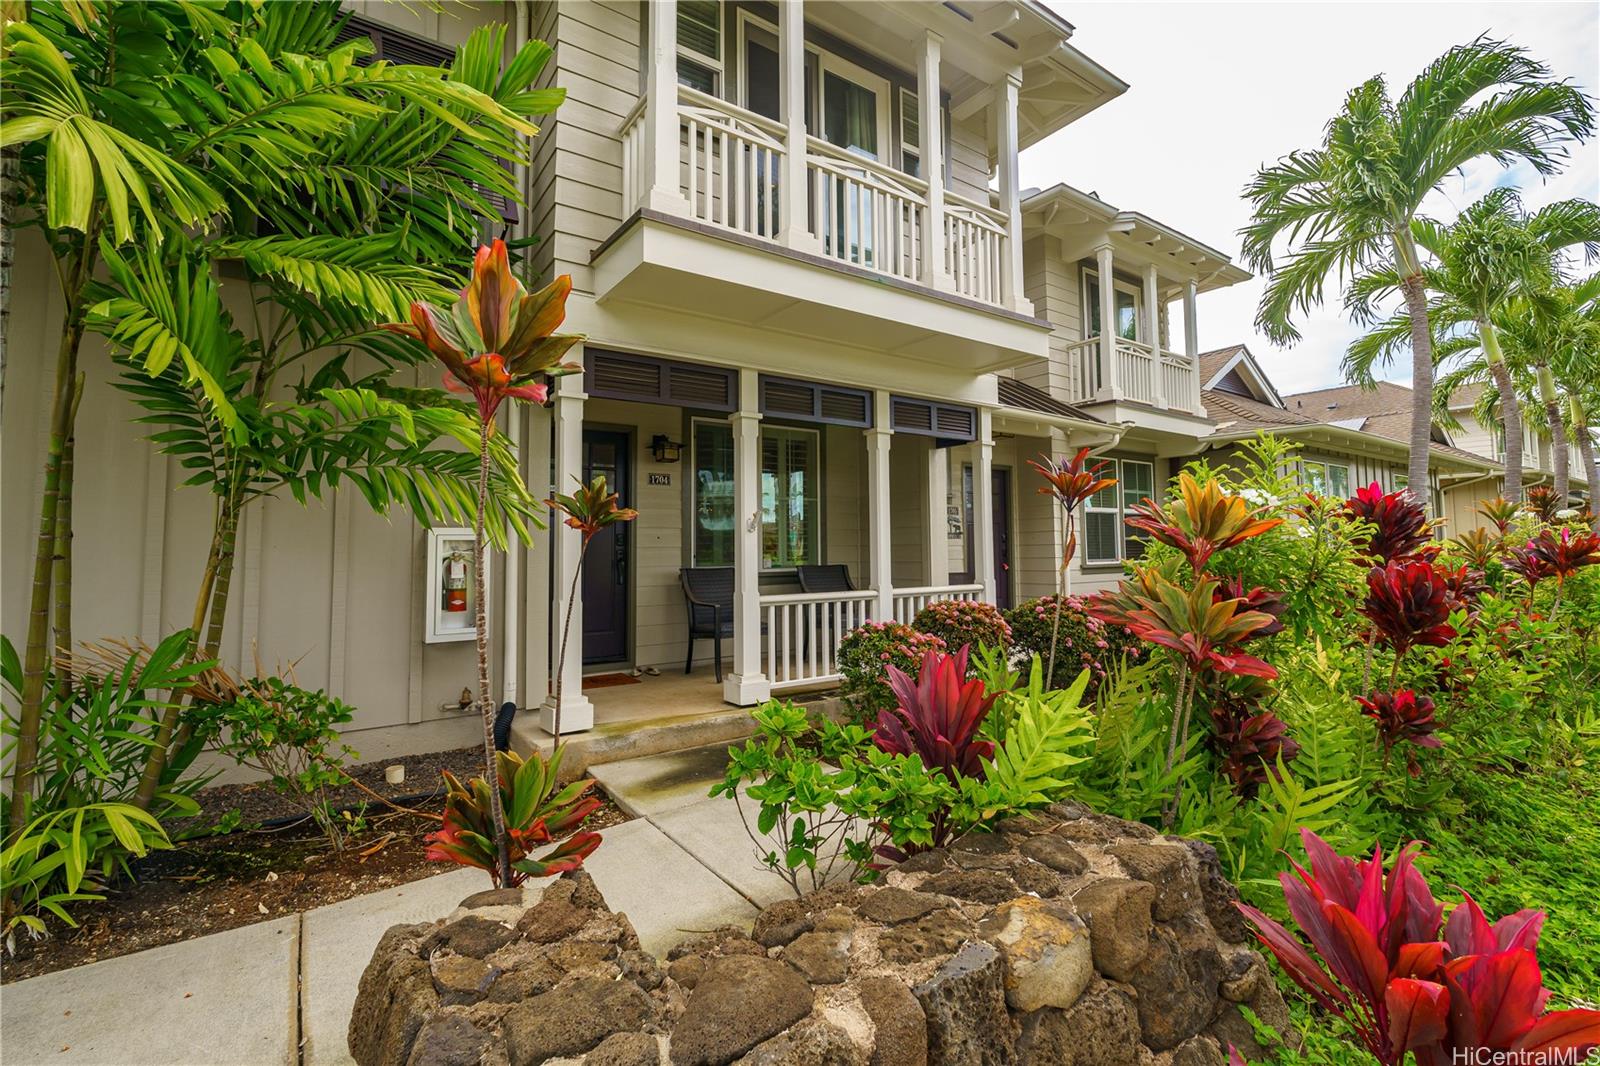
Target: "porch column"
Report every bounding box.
[778,0,815,250]
[1183,278,1201,414]
[973,409,996,604]
[643,0,688,214]
[868,392,895,620]
[924,441,950,586]
[919,31,950,290]
[540,371,595,734]
[724,372,772,705]
[994,71,1027,312]
[1096,244,1117,400]
[522,402,553,712]
[1145,263,1165,408]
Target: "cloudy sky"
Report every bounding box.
[1024,1,1600,394]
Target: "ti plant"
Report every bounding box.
[1125,472,1284,573]
[385,240,582,885]
[1356,690,1443,775]
[1362,560,1458,684]
[1345,482,1432,565]
[426,748,601,888]
[1028,449,1117,687]
[1509,527,1600,615]
[1477,497,1521,537]
[547,475,638,738]
[1236,829,1600,1066]
[873,645,998,783]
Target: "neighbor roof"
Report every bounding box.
[1281,383,1499,468]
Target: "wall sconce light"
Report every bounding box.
[650,434,684,463]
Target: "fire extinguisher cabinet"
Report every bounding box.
[425,528,485,644]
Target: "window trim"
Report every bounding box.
[898,87,921,177]
[815,47,892,161]
[688,417,825,571]
[760,423,823,571]
[677,0,724,94]
[1301,459,1350,497]
[1081,268,1144,342]
[1078,456,1156,565]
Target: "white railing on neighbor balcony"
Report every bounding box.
[622,90,1018,306]
[891,584,985,625]
[1060,335,1201,414]
[761,589,879,692]
[1115,337,1157,403]
[806,136,926,283]
[944,193,1008,305]
[1062,337,1101,404]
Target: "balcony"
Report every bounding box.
[1061,335,1204,416]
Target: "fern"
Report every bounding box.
[983,660,1094,807]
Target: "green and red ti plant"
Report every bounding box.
[385,240,583,886]
[1508,527,1600,616]
[1345,482,1432,565]
[1356,690,1442,775]
[1477,497,1520,539]
[426,748,601,887]
[1210,675,1300,796]
[1091,474,1284,817]
[872,645,997,848]
[1029,449,1117,688]
[1236,829,1600,1066]
[1523,485,1560,524]
[547,475,638,737]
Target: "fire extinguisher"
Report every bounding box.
[443,551,468,613]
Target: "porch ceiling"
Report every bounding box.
[592,212,1053,374]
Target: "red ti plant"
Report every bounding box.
[1356,690,1443,775]
[1236,830,1600,1066]
[1029,449,1117,686]
[1361,560,1457,685]
[1512,527,1600,616]
[1344,482,1431,564]
[385,240,583,885]
[873,645,998,781]
[1523,485,1560,524]
[1124,472,1283,573]
[1210,678,1300,797]
[547,475,638,738]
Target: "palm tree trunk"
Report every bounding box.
[8,232,99,834]
[1535,364,1568,505]
[1397,264,1435,516]
[1572,395,1599,529]
[0,144,19,419]
[1480,324,1524,505]
[476,416,511,885]
[52,375,86,688]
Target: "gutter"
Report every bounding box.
[501,2,531,707]
[1202,423,1500,475]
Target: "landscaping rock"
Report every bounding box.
[1171,1034,1227,1066]
[857,976,927,1066]
[586,1031,662,1066]
[1070,878,1155,982]
[920,869,1020,904]
[1126,921,1224,1051]
[501,977,656,1064]
[460,888,524,910]
[855,887,945,925]
[429,953,497,1006]
[913,941,1017,1066]
[879,909,977,965]
[350,924,441,1066]
[670,956,815,1066]
[736,1017,861,1066]
[978,897,1093,1012]
[1007,860,1063,899]
[1016,978,1142,1066]
[517,895,592,945]
[1018,835,1088,876]
[404,1011,496,1066]
[753,898,817,947]
[426,915,519,959]
[781,928,852,984]
[1183,840,1250,944]
[1109,842,1203,922]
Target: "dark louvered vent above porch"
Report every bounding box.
[759,377,872,428]
[890,396,977,442]
[586,349,737,411]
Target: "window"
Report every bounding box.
[677,1,722,94]
[1302,461,1350,498]
[692,421,821,569]
[1082,457,1155,564]
[741,16,778,120]
[899,88,920,178]
[1083,270,1141,343]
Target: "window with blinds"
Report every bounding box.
[677,1,722,94]
[1119,460,1155,557]
[899,88,920,178]
[1080,457,1158,564]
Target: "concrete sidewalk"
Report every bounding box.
[0,743,770,1066]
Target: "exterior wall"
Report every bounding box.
[947,111,991,203]
[1014,234,1079,400]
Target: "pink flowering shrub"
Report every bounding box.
[911,599,1011,657]
[837,621,946,723]
[1007,594,1144,692]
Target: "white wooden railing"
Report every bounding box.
[1062,337,1101,404]
[761,589,878,692]
[1115,337,1157,404]
[1161,355,1197,411]
[891,583,984,625]
[619,95,647,217]
[1058,335,1201,414]
[943,193,1008,305]
[805,136,926,283]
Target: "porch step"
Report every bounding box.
[509,695,847,782]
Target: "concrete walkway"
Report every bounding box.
[0,744,775,1066]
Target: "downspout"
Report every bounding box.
[502,0,531,709]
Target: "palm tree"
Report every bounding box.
[1242,36,1594,514]
[1345,192,1600,503]
[1507,272,1600,504]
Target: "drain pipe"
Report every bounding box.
[501,1,532,708]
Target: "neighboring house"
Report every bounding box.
[0,0,1272,759]
[1442,383,1591,509]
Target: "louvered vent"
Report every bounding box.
[891,398,935,434]
[585,350,736,411]
[760,377,872,427]
[764,381,816,417]
[819,389,869,426]
[891,396,976,441]
[934,405,975,439]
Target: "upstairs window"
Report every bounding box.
[678,1,722,94]
[900,88,920,178]
[1084,270,1141,342]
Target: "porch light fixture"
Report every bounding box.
[650,434,684,464]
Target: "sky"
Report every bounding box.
[1023,0,1600,395]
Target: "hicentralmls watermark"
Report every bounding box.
[1452,1050,1600,1065]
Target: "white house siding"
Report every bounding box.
[947,112,992,204]
[1013,235,1080,401]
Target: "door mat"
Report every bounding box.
[582,673,642,690]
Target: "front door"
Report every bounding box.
[991,469,1013,611]
[581,430,630,665]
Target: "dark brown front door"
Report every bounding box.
[991,468,1013,610]
[581,430,630,664]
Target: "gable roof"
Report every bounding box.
[1196,344,1283,407]
[1280,382,1499,468]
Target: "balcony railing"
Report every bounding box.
[891,583,984,624]
[621,87,1013,310]
[1061,335,1203,415]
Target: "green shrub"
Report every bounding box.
[1006,594,1145,691]
[911,599,1011,656]
[836,621,945,722]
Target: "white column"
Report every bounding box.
[867,392,894,620]
[919,31,950,290]
[994,71,1027,312]
[1184,278,1201,414]
[1096,244,1117,400]
[724,372,771,705]
[924,440,950,586]
[778,0,815,250]
[524,402,553,714]
[973,409,996,603]
[540,372,595,735]
[1144,263,1165,409]
[643,0,688,214]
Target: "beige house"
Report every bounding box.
[1,0,1260,759]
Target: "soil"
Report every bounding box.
[1,747,630,984]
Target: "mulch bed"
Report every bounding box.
[1,747,629,985]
